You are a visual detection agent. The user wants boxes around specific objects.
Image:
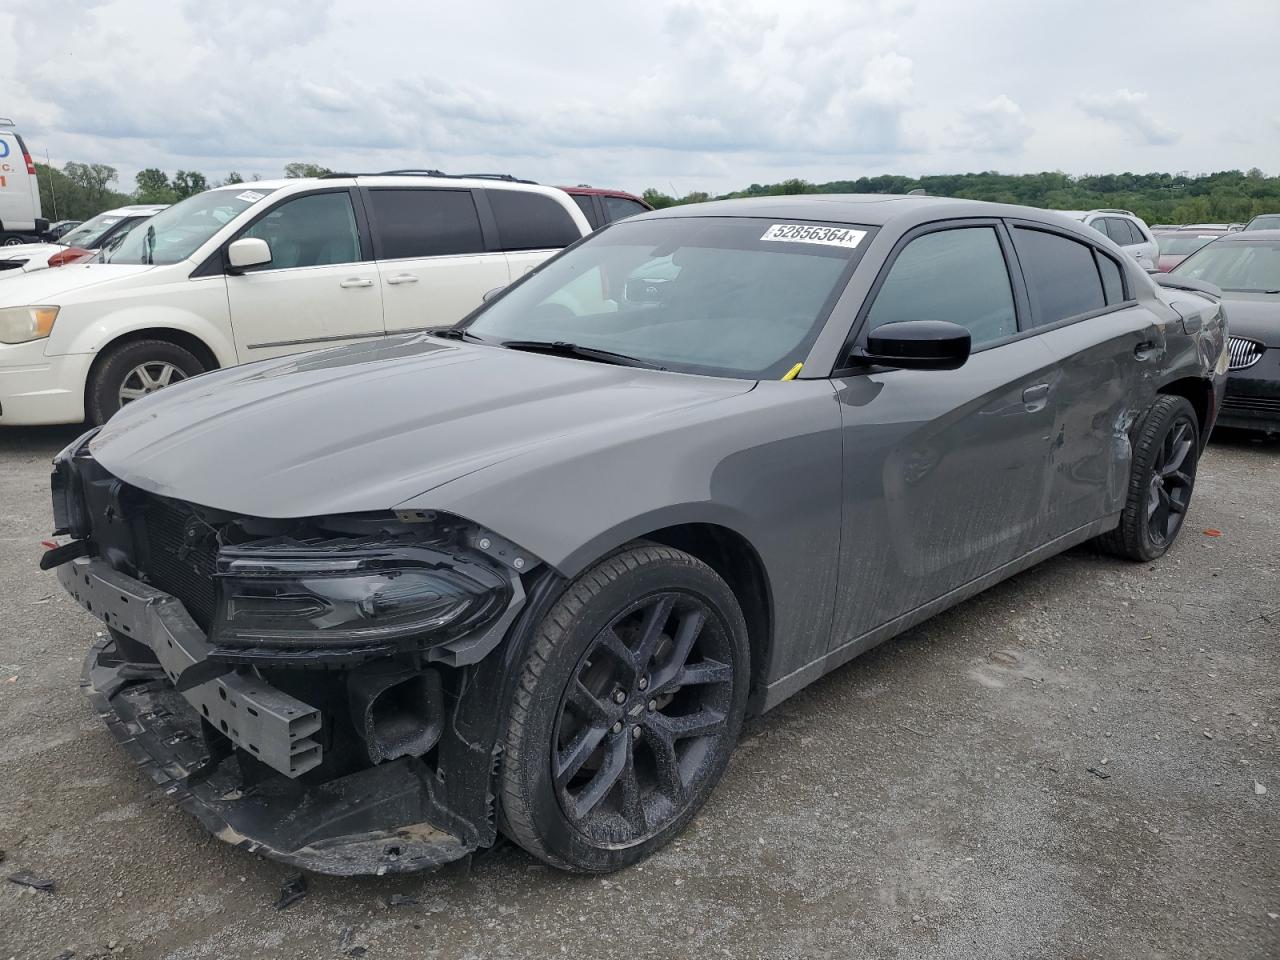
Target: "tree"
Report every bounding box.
[135,168,177,204]
[35,163,131,221]
[172,170,209,199]
[62,162,119,210]
[284,162,332,179]
[223,171,244,185]
[642,188,677,209]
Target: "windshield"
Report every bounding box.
[1172,240,1280,292]
[1245,215,1280,231]
[1157,234,1219,257]
[58,213,130,249]
[106,187,279,265]
[464,217,873,378]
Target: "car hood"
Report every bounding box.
[1221,293,1280,347]
[0,262,156,302]
[89,335,755,518]
[0,242,59,261]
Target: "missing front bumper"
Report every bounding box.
[83,634,478,876]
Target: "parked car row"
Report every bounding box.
[0,204,169,274]
[0,173,655,426]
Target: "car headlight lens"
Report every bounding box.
[0,305,59,344]
[211,542,511,648]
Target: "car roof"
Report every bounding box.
[1216,229,1280,242]
[104,204,169,215]
[557,185,649,205]
[629,194,1100,231]
[232,175,576,203]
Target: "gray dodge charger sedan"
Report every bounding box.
[44,195,1228,875]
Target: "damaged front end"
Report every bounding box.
[47,430,549,875]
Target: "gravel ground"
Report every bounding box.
[0,424,1276,960]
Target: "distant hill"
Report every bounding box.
[642,169,1280,225]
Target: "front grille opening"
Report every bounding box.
[137,496,219,631]
[1227,337,1265,371]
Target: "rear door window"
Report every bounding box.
[1013,227,1106,324]
[602,196,650,223]
[570,194,600,229]
[868,226,1017,347]
[487,189,581,251]
[367,188,484,259]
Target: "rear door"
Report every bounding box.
[484,188,586,281]
[223,188,385,359]
[1006,222,1164,535]
[364,186,509,333]
[0,131,41,233]
[828,221,1059,648]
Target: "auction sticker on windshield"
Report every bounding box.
[761,224,866,248]
[235,190,266,204]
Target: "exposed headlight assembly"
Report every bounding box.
[211,540,512,649]
[0,305,59,344]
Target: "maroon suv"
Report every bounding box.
[558,185,652,229]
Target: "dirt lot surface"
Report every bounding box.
[0,424,1276,960]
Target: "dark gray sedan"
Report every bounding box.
[45,195,1227,876]
[1171,229,1280,434]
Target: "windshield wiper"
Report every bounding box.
[142,225,156,265]
[499,339,665,370]
[431,328,489,342]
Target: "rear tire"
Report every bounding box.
[86,339,204,425]
[1096,395,1200,561]
[500,543,749,873]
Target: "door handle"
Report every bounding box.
[385,274,419,285]
[339,278,374,288]
[1134,340,1158,360]
[1022,383,1050,405]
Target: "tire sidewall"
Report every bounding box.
[1133,397,1199,560]
[88,340,203,425]
[510,552,750,872]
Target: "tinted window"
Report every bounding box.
[1119,219,1142,245]
[1173,240,1280,292]
[868,227,1016,346]
[1097,252,1125,304]
[488,189,581,251]
[368,188,484,259]
[570,194,599,228]
[1014,228,1105,324]
[603,196,649,223]
[240,192,360,269]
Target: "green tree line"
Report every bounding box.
[643,168,1280,224]
[35,161,333,222]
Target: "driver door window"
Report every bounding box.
[868,227,1017,347]
[240,192,362,270]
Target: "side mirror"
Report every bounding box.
[226,237,272,273]
[481,285,506,302]
[853,320,972,371]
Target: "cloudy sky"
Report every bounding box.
[3,0,1277,196]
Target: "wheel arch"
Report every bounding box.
[1157,376,1213,448]
[82,325,228,421]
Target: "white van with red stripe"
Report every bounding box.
[0,119,46,245]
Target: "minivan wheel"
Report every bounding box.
[87,339,205,425]
[1097,395,1200,562]
[500,543,749,873]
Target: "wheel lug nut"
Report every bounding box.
[647,699,657,712]
[612,690,626,704]
[638,677,648,690]
[632,726,642,739]
[611,721,623,735]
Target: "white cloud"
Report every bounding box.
[0,0,1273,194]
[950,95,1032,154]
[1077,89,1179,146]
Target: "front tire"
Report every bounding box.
[86,339,204,425]
[500,543,750,873]
[1097,395,1200,561]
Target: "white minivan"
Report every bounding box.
[0,119,47,244]
[0,175,591,425]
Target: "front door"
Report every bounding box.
[829,222,1059,649]
[225,189,384,360]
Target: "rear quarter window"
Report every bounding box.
[1014,227,1107,325]
[488,190,581,251]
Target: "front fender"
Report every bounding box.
[48,288,236,368]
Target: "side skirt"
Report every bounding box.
[753,514,1119,713]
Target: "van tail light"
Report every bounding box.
[22,151,36,175]
[48,247,93,268]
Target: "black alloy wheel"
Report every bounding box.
[552,590,734,846]
[500,543,749,872]
[1146,412,1197,547]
